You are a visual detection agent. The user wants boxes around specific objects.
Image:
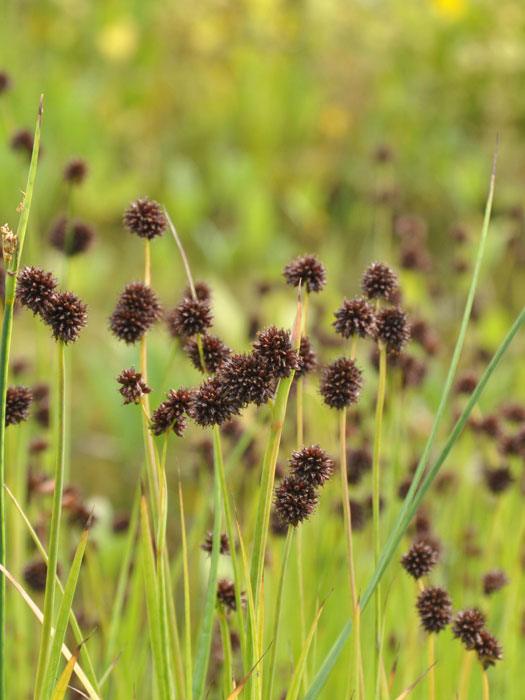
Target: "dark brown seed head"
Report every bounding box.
[483,466,514,495]
[123,197,167,240]
[190,377,237,427]
[320,357,363,410]
[295,336,317,379]
[274,476,319,527]
[500,402,525,424]
[455,371,478,395]
[376,307,410,354]
[401,540,440,580]
[23,559,48,592]
[109,282,162,344]
[0,71,11,94]
[220,353,275,408]
[452,608,486,650]
[362,262,399,302]
[483,569,508,595]
[474,630,503,669]
[333,297,377,339]
[217,578,245,612]
[416,586,452,634]
[288,445,334,487]
[283,254,326,293]
[63,158,88,185]
[49,217,95,256]
[43,291,87,343]
[201,532,230,556]
[166,298,212,338]
[410,318,439,356]
[252,326,299,379]
[17,266,57,316]
[185,334,231,374]
[113,512,131,534]
[399,353,427,389]
[347,446,372,485]
[184,281,211,303]
[10,128,34,157]
[150,388,193,436]
[117,368,150,405]
[6,386,32,426]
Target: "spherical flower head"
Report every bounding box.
[5,386,32,426]
[283,254,326,293]
[333,297,377,339]
[23,559,48,592]
[16,266,58,316]
[289,445,334,487]
[376,307,410,354]
[10,128,34,158]
[49,217,95,256]
[217,578,245,612]
[362,262,399,302]
[166,297,212,338]
[483,466,513,495]
[190,376,238,427]
[455,371,478,395]
[274,476,319,527]
[109,282,162,344]
[347,446,372,484]
[295,336,317,379]
[220,353,275,408]
[0,71,11,95]
[123,197,167,240]
[63,158,88,185]
[252,326,299,379]
[320,357,363,410]
[185,334,231,374]
[184,281,211,303]
[401,540,439,580]
[483,569,508,595]
[43,291,87,343]
[475,630,503,669]
[117,368,151,405]
[416,586,452,634]
[452,608,486,650]
[201,532,230,556]
[150,388,193,436]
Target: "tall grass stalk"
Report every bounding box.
[0,96,42,696]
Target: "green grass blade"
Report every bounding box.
[178,481,193,700]
[285,602,325,700]
[50,645,81,700]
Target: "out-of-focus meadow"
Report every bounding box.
[2,0,525,698]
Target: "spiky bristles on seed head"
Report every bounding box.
[252,326,299,379]
[23,559,48,592]
[190,377,238,427]
[217,578,245,612]
[43,291,87,343]
[483,569,508,595]
[401,539,440,580]
[166,298,212,338]
[123,197,167,240]
[295,336,317,378]
[150,388,193,436]
[201,532,230,556]
[220,353,275,408]
[185,334,231,374]
[184,281,211,303]
[63,158,88,185]
[6,386,32,426]
[117,368,151,405]
[274,476,319,527]
[17,266,57,316]
[474,630,503,669]
[362,261,399,302]
[376,307,410,354]
[109,282,162,344]
[49,217,95,256]
[283,254,327,293]
[289,445,334,487]
[333,297,377,339]
[320,357,363,410]
[416,586,452,633]
[452,608,486,650]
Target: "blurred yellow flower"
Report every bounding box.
[97,20,138,62]
[319,105,351,140]
[432,0,467,19]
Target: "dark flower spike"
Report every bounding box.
[220,353,275,408]
[49,217,95,256]
[252,326,299,379]
[16,266,58,316]
[23,559,48,592]
[333,297,377,339]
[109,282,162,344]
[475,630,503,669]
[401,540,439,580]
[201,532,230,556]
[43,291,87,344]
[376,307,410,355]
[185,334,231,374]
[274,476,319,527]
[123,197,167,240]
[5,386,32,426]
[452,608,486,650]
[320,357,363,410]
[190,377,238,427]
[362,261,399,302]
[117,368,151,405]
[150,388,193,436]
[416,586,452,633]
[289,445,334,487]
[295,336,317,378]
[217,578,245,612]
[483,569,508,595]
[166,297,212,338]
[63,158,88,185]
[283,254,327,293]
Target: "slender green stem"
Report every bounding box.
[218,611,233,698]
[482,670,490,700]
[428,634,435,700]
[34,342,66,700]
[179,481,193,700]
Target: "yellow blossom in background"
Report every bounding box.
[97,19,138,62]
[432,0,467,19]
